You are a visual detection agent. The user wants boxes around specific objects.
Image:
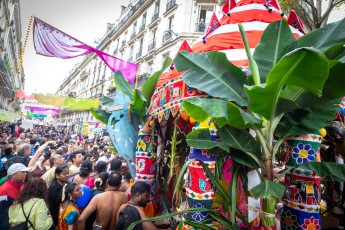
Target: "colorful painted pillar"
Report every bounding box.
[134,128,158,218]
[183,122,217,229]
[281,133,322,230]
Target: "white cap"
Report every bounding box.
[7,163,31,176]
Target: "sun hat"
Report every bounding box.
[7,163,31,176]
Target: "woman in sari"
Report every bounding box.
[58,182,82,230]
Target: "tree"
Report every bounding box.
[279,0,345,31]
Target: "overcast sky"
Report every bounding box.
[20,1,344,95]
[20,0,128,94]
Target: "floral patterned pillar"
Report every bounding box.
[281,133,322,230]
[183,122,217,229]
[134,128,158,218]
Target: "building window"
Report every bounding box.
[196,5,215,32]
[168,15,174,30]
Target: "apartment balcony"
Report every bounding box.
[139,23,145,33]
[136,50,142,59]
[128,56,133,63]
[0,58,14,98]
[162,32,172,43]
[113,47,118,54]
[80,70,90,80]
[130,32,136,40]
[164,0,177,15]
[148,40,156,52]
[148,10,160,29]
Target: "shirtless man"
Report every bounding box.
[116,181,159,230]
[77,172,127,230]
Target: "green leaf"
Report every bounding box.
[296,162,345,181]
[130,89,147,118]
[295,18,345,52]
[245,48,329,119]
[215,102,263,129]
[173,158,194,202]
[182,98,228,123]
[324,43,345,62]
[114,70,133,100]
[127,208,210,230]
[218,126,262,168]
[183,221,215,230]
[253,19,296,82]
[276,62,345,138]
[90,108,111,125]
[228,148,261,169]
[199,161,247,224]
[142,57,172,101]
[249,180,285,199]
[174,51,248,106]
[186,128,229,152]
[100,96,114,106]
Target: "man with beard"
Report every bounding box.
[77,172,128,230]
[116,181,159,230]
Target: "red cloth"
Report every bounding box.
[0,178,24,199]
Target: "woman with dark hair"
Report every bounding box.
[47,164,69,227]
[58,182,82,230]
[92,172,109,198]
[84,172,109,230]
[116,205,143,230]
[73,160,95,188]
[9,178,53,229]
[94,161,107,177]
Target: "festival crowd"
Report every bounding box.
[0,120,163,230]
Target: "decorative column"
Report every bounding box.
[281,133,322,230]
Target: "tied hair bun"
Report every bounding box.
[95,178,103,187]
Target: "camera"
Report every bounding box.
[48,143,59,149]
[42,147,52,160]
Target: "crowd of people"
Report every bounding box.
[0,121,162,230]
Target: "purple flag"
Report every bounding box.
[33,17,138,83]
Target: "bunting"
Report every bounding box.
[203,13,220,43]
[170,40,193,70]
[287,10,305,34]
[263,0,283,15]
[0,109,21,122]
[33,94,99,110]
[33,17,138,83]
[222,0,237,16]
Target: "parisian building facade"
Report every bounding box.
[0,0,24,112]
[56,0,219,131]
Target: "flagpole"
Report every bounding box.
[17,15,34,73]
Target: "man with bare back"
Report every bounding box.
[77,172,127,230]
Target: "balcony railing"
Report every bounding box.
[130,32,136,40]
[166,0,177,12]
[151,10,159,23]
[121,40,127,47]
[148,40,156,52]
[139,23,146,32]
[162,31,172,42]
[136,50,142,59]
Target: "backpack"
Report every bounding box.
[9,202,36,230]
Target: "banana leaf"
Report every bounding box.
[114,70,133,100]
[141,57,172,101]
[90,108,111,125]
[100,96,114,106]
[249,180,285,199]
[218,126,262,168]
[182,98,228,123]
[276,62,345,138]
[295,18,345,52]
[186,128,229,152]
[296,162,345,182]
[245,47,329,120]
[174,51,248,106]
[253,19,296,82]
[130,89,147,118]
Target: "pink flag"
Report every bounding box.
[33,17,138,83]
[287,10,305,34]
[222,0,237,16]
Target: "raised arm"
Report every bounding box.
[28,141,55,168]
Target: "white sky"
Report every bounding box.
[20,1,344,95]
[20,0,128,94]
